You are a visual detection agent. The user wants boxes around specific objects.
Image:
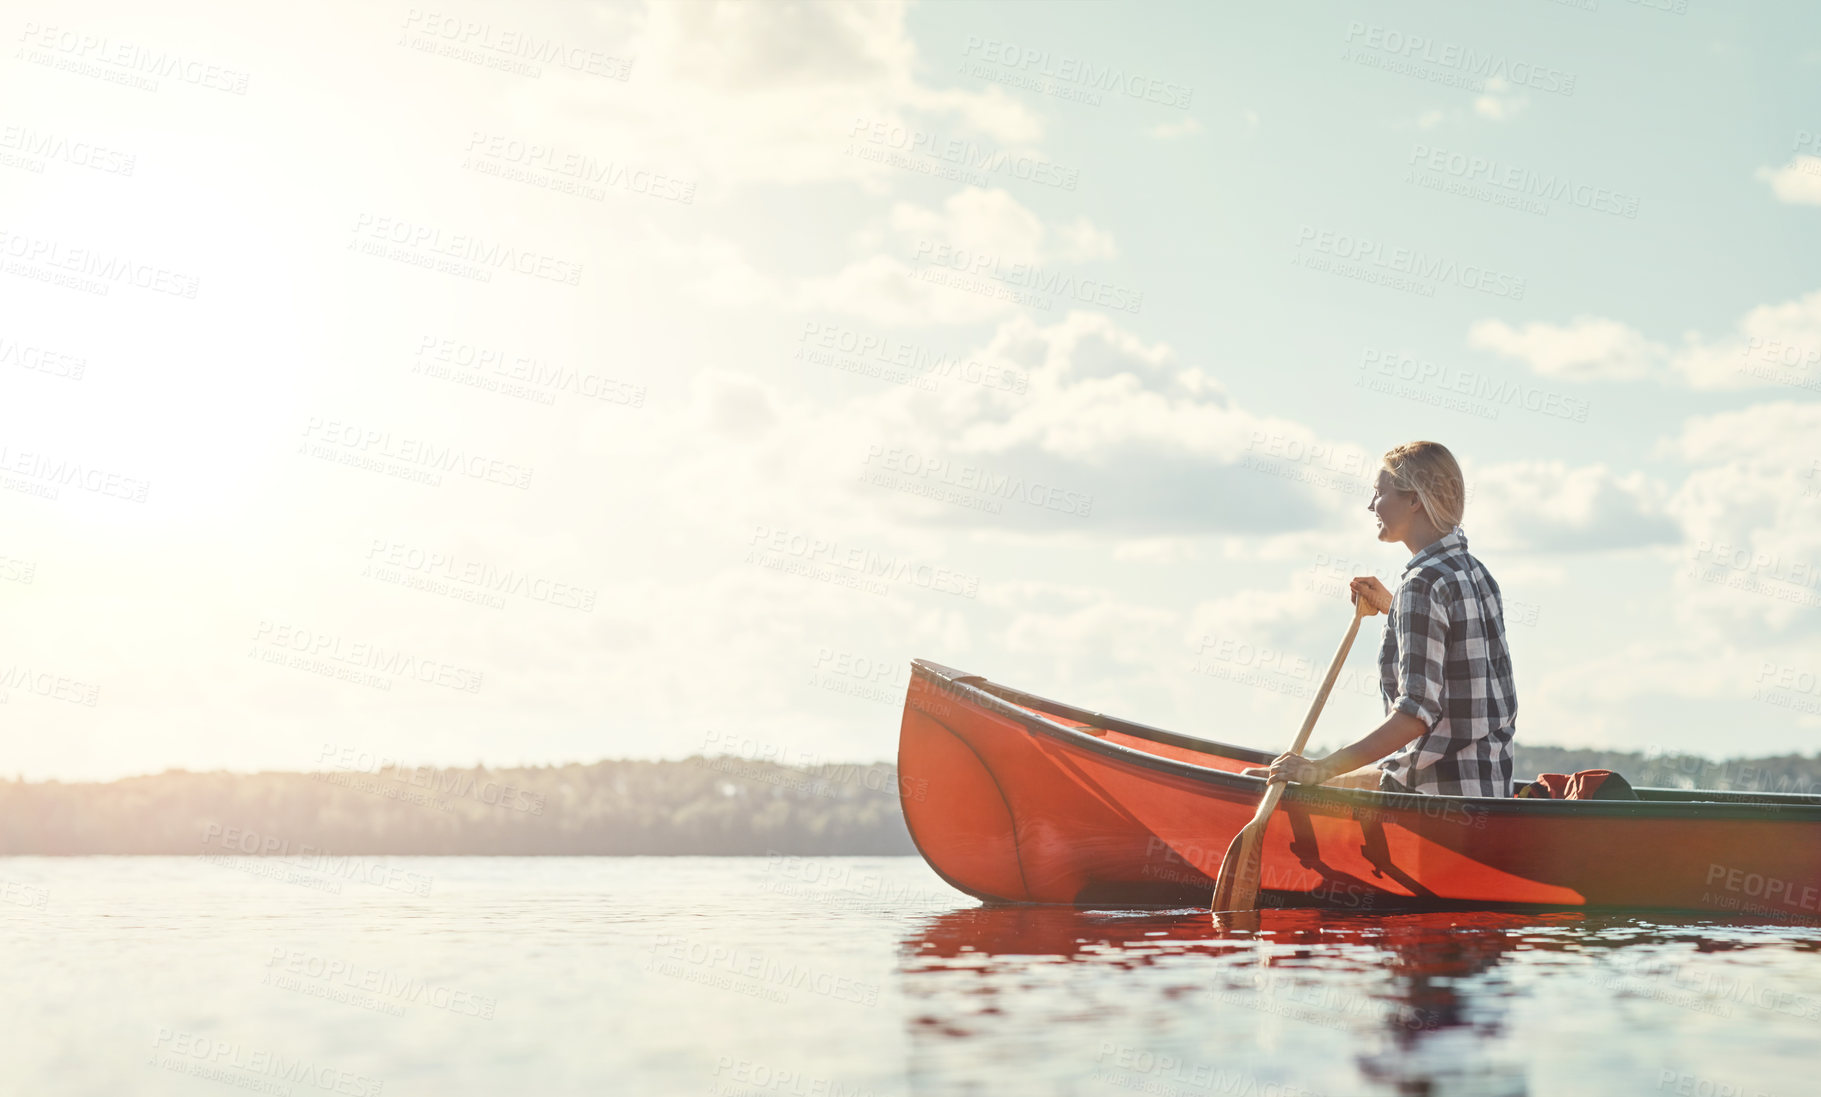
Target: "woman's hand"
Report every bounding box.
[1242,752,1324,786]
[1350,576,1393,616]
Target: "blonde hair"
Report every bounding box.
[1382,441,1465,531]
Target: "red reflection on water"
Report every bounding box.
[897,906,1820,1095]
[904,905,1578,965]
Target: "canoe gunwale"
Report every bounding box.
[909,658,1821,823]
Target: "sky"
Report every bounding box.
[2,0,1819,781]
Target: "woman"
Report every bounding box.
[1245,441,1518,796]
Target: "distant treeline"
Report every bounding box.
[0,757,917,856]
[0,746,1813,855]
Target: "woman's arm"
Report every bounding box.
[1258,711,1430,785]
[1237,576,1433,785]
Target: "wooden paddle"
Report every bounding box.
[1210,592,1376,915]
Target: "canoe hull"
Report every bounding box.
[898,660,1821,916]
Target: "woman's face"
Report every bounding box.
[1367,469,1420,542]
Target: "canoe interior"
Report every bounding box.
[967,661,1821,809]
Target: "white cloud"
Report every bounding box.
[1113,537,1201,564]
[1664,402,1821,638]
[1465,461,1679,554]
[1183,582,1339,652]
[636,187,1125,327]
[885,187,1053,263]
[1531,639,1799,718]
[1211,529,1372,564]
[805,189,1121,325]
[1053,217,1119,263]
[1667,401,1821,470]
[1755,156,1821,205]
[880,188,1118,266]
[547,0,1049,197]
[621,311,1372,549]
[1466,317,1662,381]
[1145,116,1204,140]
[1400,83,1524,131]
[646,230,782,309]
[1472,77,1528,121]
[1677,289,1821,387]
[795,252,1009,326]
[1467,289,1821,390]
[994,580,1176,664]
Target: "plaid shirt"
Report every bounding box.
[1376,527,1518,797]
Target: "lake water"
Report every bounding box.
[3,856,1817,1096]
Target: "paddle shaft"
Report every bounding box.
[1244,598,1369,826]
[1211,597,1371,912]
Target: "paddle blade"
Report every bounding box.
[1208,824,1262,914]
[1212,908,1261,933]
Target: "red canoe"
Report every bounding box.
[897,659,1821,916]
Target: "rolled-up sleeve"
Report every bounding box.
[1391,576,1450,729]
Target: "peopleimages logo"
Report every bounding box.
[1342,22,1577,96]
[16,22,250,94]
[0,664,100,706]
[746,525,979,599]
[1294,225,1526,300]
[250,619,485,694]
[913,240,1144,314]
[1358,349,1590,422]
[0,336,86,380]
[861,445,1093,518]
[1689,540,1821,589]
[846,117,1080,192]
[1704,863,1821,914]
[959,36,1193,108]
[200,823,435,896]
[462,133,694,204]
[363,537,596,612]
[150,1028,383,1096]
[797,321,1029,395]
[300,417,534,490]
[1406,144,1640,219]
[414,335,645,409]
[0,124,136,176]
[399,10,633,80]
[0,444,150,502]
[0,228,199,298]
[349,213,582,286]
